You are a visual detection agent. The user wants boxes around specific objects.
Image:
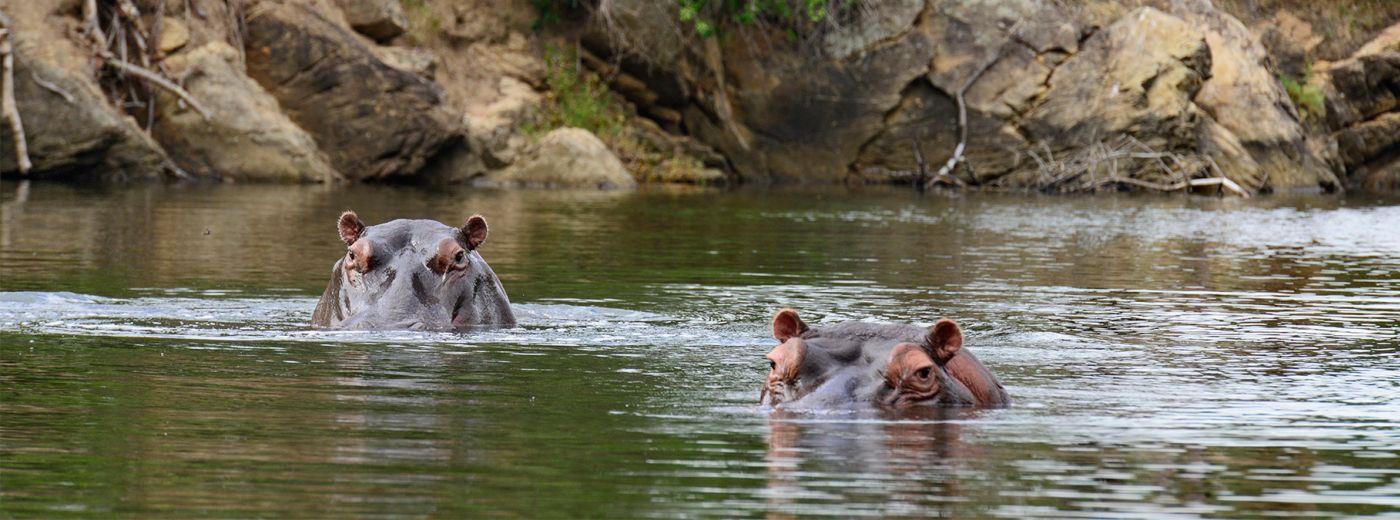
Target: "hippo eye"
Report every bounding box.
[454,250,466,263]
[916,367,932,380]
[768,360,776,371]
[347,251,356,260]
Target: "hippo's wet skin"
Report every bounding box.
[761,309,1009,410]
[312,211,515,330]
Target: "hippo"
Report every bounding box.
[760,309,1008,409]
[311,211,516,330]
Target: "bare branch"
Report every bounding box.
[105,58,210,120]
[2,27,33,173]
[30,72,75,103]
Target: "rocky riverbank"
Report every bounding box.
[0,0,1395,194]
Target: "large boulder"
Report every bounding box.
[483,128,636,188]
[0,0,166,178]
[1317,22,1400,190]
[334,0,408,42]
[243,0,463,181]
[152,42,340,182]
[1153,0,1339,191]
[1021,8,1211,170]
[589,0,1348,193]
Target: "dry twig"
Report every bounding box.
[1,26,32,173]
[105,58,209,120]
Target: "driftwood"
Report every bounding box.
[105,58,209,120]
[1028,136,1251,197]
[1,25,31,173]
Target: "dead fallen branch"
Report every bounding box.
[105,58,209,120]
[1,25,32,173]
[926,49,1002,189]
[1028,135,1251,197]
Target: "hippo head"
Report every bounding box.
[311,211,516,331]
[760,309,976,410]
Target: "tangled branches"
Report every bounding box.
[83,0,208,124]
[1028,136,1250,197]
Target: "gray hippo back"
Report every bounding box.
[312,211,515,331]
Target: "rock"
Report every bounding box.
[1317,22,1400,190]
[1333,111,1399,189]
[484,128,637,188]
[152,42,340,182]
[1255,10,1322,78]
[1321,23,1398,130]
[243,0,463,181]
[589,0,1352,193]
[0,0,166,177]
[334,0,407,41]
[157,17,190,54]
[1157,0,1339,191]
[1025,8,1210,154]
[464,75,539,168]
[376,46,439,80]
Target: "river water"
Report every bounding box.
[2,181,1398,517]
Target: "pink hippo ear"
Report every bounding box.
[463,214,489,250]
[926,319,964,364]
[771,308,809,341]
[338,211,366,246]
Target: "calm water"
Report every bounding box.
[1,181,1398,518]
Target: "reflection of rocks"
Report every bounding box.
[483,128,637,189]
[153,43,340,182]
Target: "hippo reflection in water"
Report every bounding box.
[761,309,1009,409]
[312,211,516,330]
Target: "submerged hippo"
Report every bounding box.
[312,211,516,330]
[761,309,1008,409]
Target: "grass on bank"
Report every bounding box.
[526,44,714,184]
[1280,71,1327,123]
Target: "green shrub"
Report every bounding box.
[1280,71,1326,123]
[527,45,627,139]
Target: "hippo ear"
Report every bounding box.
[338,211,365,246]
[463,214,489,250]
[771,308,809,341]
[925,319,963,364]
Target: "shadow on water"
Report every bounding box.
[2,180,1399,517]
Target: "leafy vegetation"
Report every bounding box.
[527,45,628,140]
[1280,70,1327,123]
[528,45,717,184]
[677,0,843,37]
